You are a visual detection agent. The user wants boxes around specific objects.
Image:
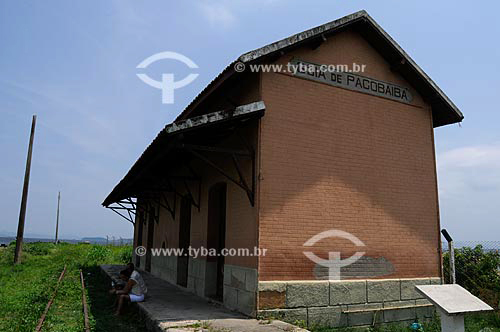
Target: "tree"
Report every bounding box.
[443,245,500,308]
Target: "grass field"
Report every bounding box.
[301,311,500,332]
[302,309,500,332]
[1,243,499,332]
[0,242,145,332]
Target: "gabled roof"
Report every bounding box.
[176,10,463,127]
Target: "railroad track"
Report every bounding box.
[35,265,66,332]
[34,266,91,332]
[80,270,90,332]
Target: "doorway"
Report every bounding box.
[206,183,227,301]
[177,196,192,287]
[145,206,155,272]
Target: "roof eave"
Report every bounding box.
[103,101,266,206]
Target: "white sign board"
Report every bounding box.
[416,284,493,315]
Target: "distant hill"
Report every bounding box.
[81,237,133,245]
[0,235,132,246]
[81,237,107,242]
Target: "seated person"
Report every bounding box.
[127,263,147,294]
[109,263,135,293]
[109,278,125,292]
[114,268,147,315]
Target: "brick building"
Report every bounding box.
[103,10,463,328]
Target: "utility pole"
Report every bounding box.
[55,191,60,244]
[14,115,37,264]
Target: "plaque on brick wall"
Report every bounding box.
[290,59,413,104]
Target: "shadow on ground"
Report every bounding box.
[83,266,146,332]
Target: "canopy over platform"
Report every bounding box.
[102,101,265,223]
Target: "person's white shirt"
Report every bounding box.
[130,270,147,295]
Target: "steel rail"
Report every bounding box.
[34,265,66,332]
[80,270,90,332]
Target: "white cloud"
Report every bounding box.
[437,144,500,197]
[437,144,500,240]
[196,0,285,28]
[197,2,236,28]
[438,145,500,169]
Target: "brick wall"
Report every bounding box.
[258,29,441,281]
[131,27,443,319]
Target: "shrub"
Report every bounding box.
[0,245,15,265]
[24,242,56,256]
[443,245,500,308]
[115,246,133,264]
[86,245,112,264]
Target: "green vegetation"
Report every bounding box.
[443,245,500,308]
[305,318,439,331]
[306,245,500,332]
[0,242,143,332]
[1,243,499,332]
[302,312,500,331]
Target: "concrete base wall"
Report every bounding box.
[223,264,258,316]
[147,257,258,318]
[258,277,441,328]
[187,257,206,297]
[133,252,146,272]
[150,255,177,285]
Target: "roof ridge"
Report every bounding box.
[177,10,462,125]
[239,10,369,62]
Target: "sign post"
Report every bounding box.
[441,229,456,284]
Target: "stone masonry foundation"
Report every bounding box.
[223,264,258,316]
[258,277,441,328]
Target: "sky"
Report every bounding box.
[0,1,499,240]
